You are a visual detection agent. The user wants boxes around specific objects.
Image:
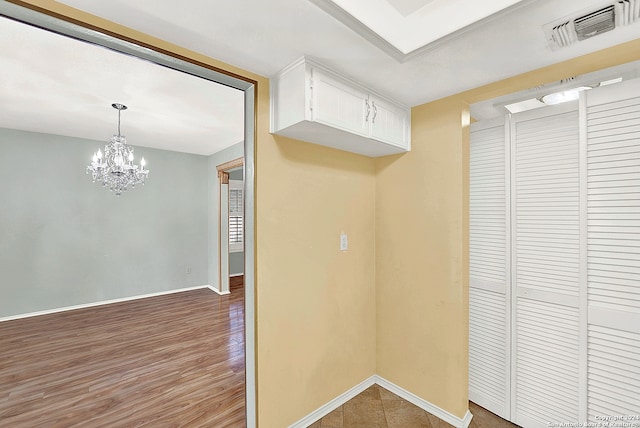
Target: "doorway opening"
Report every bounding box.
[0,3,257,427]
[216,157,245,295]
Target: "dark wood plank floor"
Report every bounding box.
[0,284,245,427]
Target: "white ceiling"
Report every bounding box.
[53,0,640,107]
[387,0,435,17]
[312,0,525,55]
[0,16,244,156]
[2,0,640,154]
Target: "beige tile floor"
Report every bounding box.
[307,384,519,428]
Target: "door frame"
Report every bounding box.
[217,157,244,294]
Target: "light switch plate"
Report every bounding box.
[340,233,348,251]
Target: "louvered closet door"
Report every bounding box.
[469,118,510,419]
[511,103,582,427]
[583,79,640,419]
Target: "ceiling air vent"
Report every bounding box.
[575,6,615,40]
[549,21,576,48]
[544,0,640,50]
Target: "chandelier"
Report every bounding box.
[86,103,149,195]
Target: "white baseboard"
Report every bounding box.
[229,273,244,277]
[0,285,215,323]
[375,376,472,428]
[288,376,377,428]
[209,285,231,295]
[289,375,472,428]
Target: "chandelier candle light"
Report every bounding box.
[87,103,149,195]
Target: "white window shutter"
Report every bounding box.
[229,180,244,252]
[469,118,511,419]
[584,79,640,420]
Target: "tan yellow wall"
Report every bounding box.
[375,38,640,419]
[256,136,376,425]
[375,98,470,417]
[461,38,640,105]
[8,1,377,426]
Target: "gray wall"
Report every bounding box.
[207,142,244,286]
[228,168,244,276]
[229,249,244,275]
[228,169,244,180]
[0,128,209,317]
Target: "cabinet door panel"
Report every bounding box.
[311,68,368,137]
[369,96,409,147]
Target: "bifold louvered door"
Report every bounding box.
[511,103,582,428]
[470,80,640,427]
[583,78,640,420]
[469,118,511,420]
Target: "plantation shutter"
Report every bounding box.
[469,118,511,419]
[229,180,244,251]
[583,78,640,419]
[511,103,582,427]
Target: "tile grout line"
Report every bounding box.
[380,387,391,428]
[379,387,386,427]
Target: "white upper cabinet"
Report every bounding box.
[368,95,409,147]
[270,57,410,157]
[311,67,370,138]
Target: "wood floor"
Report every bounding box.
[0,284,245,427]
